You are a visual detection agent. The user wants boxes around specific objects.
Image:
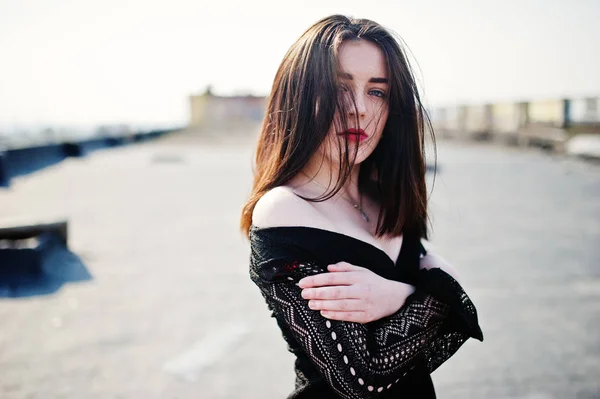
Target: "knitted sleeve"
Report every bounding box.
[249,234,483,399]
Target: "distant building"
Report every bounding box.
[189,87,267,131]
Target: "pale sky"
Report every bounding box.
[0,0,599,128]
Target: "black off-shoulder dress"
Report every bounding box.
[249,225,483,399]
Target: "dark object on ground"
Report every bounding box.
[0,221,91,298]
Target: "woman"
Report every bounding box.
[240,15,483,399]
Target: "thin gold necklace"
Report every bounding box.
[300,172,370,222]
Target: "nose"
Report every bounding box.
[348,93,367,118]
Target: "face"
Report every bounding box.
[319,39,390,165]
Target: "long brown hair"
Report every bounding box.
[240,14,435,240]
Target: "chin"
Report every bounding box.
[329,151,373,166]
[318,139,379,166]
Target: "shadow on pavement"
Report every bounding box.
[0,232,92,298]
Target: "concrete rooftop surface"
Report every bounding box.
[0,130,599,398]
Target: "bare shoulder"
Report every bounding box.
[252,186,332,230]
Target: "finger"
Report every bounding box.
[308,299,363,312]
[302,285,362,300]
[321,310,366,323]
[298,271,359,288]
[327,262,364,272]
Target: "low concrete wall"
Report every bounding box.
[0,128,181,187]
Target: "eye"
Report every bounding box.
[369,89,387,99]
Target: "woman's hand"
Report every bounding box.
[298,262,415,324]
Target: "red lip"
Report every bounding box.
[337,128,368,142]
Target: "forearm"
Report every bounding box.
[253,258,451,398]
[262,278,448,398]
[253,254,482,396]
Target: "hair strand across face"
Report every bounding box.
[241,14,436,240]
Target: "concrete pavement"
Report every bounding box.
[0,132,598,398]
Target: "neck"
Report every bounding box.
[299,153,361,202]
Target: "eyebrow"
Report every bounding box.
[338,72,388,84]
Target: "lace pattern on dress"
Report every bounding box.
[252,258,451,399]
[249,229,483,399]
